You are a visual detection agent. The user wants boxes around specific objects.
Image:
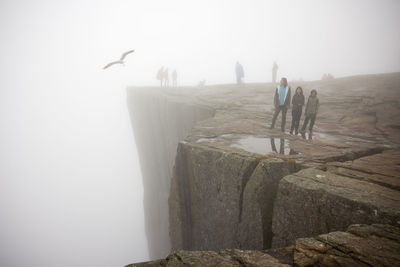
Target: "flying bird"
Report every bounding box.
[103,49,135,69]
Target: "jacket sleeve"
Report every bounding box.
[301,95,305,106]
[273,88,278,107]
[286,88,291,107]
[316,98,320,113]
[305,98,310,114]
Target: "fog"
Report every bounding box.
[0,0,399,266]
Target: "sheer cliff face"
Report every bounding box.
[169,143,300,251]
[126,88,214,259]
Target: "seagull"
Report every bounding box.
[103,49,135,69]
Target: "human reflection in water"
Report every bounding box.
[270,138,297,155]
[301,131,313,140]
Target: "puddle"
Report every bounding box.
[195,134,233,143]
[230,136,297,155]
[196,138,217,143]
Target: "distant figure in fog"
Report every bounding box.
[172,69,177,87]
[157,67,164,87]
[164,68,169,87]
[301,89,320,138]
[198,79,206,87]
[270,77,291,132]
[235,61,244,85]
[272,61,278,84]
[290,86,305,135]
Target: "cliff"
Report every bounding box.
[127,73,400,263]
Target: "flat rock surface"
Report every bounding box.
[294,224,400,267]
[326,149,400,190]
[126,249,291,267]
[132,73,400,164]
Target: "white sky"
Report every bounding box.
[0,1,399,267]
[1,0,399,85]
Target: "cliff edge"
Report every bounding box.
[127,73,400,262]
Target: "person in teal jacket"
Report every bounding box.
[270,77,291,132]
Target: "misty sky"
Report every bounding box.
[0,1,399,267]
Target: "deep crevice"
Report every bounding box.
[238,159,260,223]
[259,160,300,249]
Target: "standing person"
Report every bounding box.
[272,61,278,85]
[290,86,305,135]
[300,89,319,137]
[172,69,177,87]
[270,77,291,132]
[164,68,169,87]
[235,61,244,85]
[157,67,164,87]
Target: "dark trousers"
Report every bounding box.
[301,113,317,132]
[271,105,287,131]
[290,109,302,134]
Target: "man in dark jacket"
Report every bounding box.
[270,77,291,132]
[290,86,305,135]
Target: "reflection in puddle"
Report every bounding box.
[230,136,297,155]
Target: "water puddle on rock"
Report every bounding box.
[230,136,297,155]
[196,134,233,144]
[196,138,217,143]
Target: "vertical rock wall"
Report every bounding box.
[169,144,300,251]
[127,88,214,259]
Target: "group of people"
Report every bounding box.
[270,77,319,138]
[235,61,279,85]
[157,67,177,87]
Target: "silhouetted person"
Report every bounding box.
[301,89,319,136]
[172,69,177,87]
[164,68,169,87]
[157,67,164,87]
[270,77,291,132]
[290,86,305,135]
[272,61,278,84]
[235,61,244,85]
